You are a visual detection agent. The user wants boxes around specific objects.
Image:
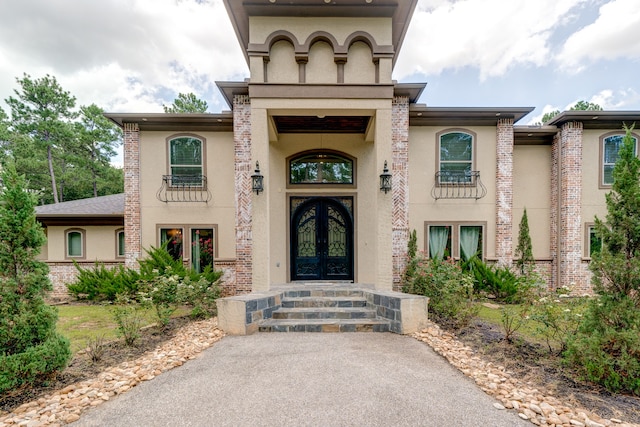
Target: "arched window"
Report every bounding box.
[65,229,85,259]
[289,151,354,185]
[438,130,475,184]
[168,136,204,186]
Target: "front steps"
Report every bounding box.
[259,289,390,332]
[216,283,429,335]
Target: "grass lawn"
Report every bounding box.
[475,302,545,345]
[56,304,191,353]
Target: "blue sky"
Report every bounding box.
[1,0,639,133]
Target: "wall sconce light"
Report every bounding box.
[380,160,392,194]
[251,161,264,195]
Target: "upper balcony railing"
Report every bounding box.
[156,175,212,203]
[431,171,487,200]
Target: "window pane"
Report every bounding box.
[440,133,472,161]
[604,136,624,164]
[439,163,472,183]
[460,226,482,260]
[161,228,183,261]
[589,227,601,257]
[290,153,353,184]
[603,165,614,186]
[68,232,82,257]
[429,226,451,259]
[191,228,214,273]
[170,138,202,166]
[117,231,125,257]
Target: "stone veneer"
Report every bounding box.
[495,118,514,266]
[391,96,410,291]
[233,95,253,294]
[123,123,141,269]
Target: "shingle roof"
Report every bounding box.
[35,193,124,217]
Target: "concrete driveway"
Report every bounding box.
[73,333,529,427]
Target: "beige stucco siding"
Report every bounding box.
[582,129,614,230]
[513,145,551,258]
[138,131,236,261]
[43,225,123,262]
[267,40,298,83]
[306,41,337,84]
[407,126,498,259]
[344,41,375,84]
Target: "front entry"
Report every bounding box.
[291,197,354,281]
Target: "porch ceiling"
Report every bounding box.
[272,115,370,133]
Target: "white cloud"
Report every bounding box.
[395,0,588,80]
[0,0,247,113]
[557,0,640,71]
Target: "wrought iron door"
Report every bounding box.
[291,198,353,281]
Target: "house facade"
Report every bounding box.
[37,0,639,298]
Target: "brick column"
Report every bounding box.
[392,96,410,291]
[123,123,141,268]
[558,122,583,289]
[234,95,253,294]
[549,133,559,290]
[496,118,514,266]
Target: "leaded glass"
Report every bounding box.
[440,132,473,183]
[290,152,353,184]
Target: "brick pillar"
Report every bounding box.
[234,95,253,294]
[558,122,583,289]
[123,123,141,268]
[496,118,514,266]
[392,96,410,291]
[549,133,559,290]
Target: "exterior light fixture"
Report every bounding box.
[380,160,392,194]
[251,161,264,195]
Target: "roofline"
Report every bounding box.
[104,112,234,131]
[546,110,640,129]
[394,82,426,104]
[409,106,535,126]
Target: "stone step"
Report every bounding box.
[258,318,390,333]
[272,307,376,320]
[281,296,367,308]
[283,289,365,298]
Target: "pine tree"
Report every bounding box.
[515,208,534,274]
[163,92,208,113]
[0,163,71,393]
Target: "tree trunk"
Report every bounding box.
[47,145,59,203]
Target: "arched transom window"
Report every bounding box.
[289,151,354,185]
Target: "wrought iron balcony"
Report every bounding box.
[431,171,487,200]
[156,175,212,203]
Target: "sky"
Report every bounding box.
[1,0,640,131]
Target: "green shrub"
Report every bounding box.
[565,294,640,395]
[501,305,528,343]
[529,292,588,354]
[402,254,477,328]
[177,275,221,318]
[463,257,532,303]
[139,271,180,327]
[0,164,71,392]
[0,334,71,394]
[68,263,141,301]
[111,297,145,346]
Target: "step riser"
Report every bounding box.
[281,300,367,308]
[284,290,364,298]
[259,323,390,333]
[272,311,376,320]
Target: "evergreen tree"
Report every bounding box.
[0,163,71,393]
[515,208,534,274]
[5,74,77,203]
[590,124,640,301]
[163,92,208,113]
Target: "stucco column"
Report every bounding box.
[233,95,253,294]
[375,105,394,290]
[558,121,583,290]
[123,122,141,269]
[392,96,410,291]
[251,107,270,291]
[496,118,514,266]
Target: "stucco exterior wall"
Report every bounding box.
[138,131,236,262]
[344,41,376,84]
[407,126,498,259]
[44,225,124,262]
[513,145,552,259]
